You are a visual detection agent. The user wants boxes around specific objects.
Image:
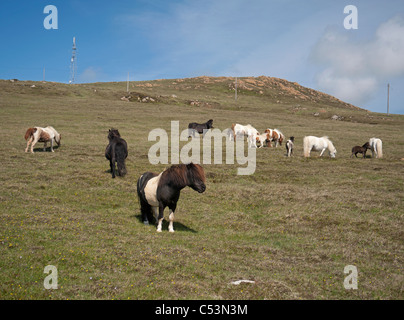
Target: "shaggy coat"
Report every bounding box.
[24,126,61,153]
[137,163,206,232]
[188,119,213,137]
[231,123,259,148]
[303,136,337,158]
[286,136,295,157]
[105,128,128,178]
[351,142,370,158]
[369,137,383,158]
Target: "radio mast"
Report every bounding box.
[69,37,77,84]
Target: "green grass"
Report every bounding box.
[0,77,403,300]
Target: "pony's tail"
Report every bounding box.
[24,128,36,140]
[303,136,310,157]
[376,140,383,158]
[279,132,285,145]
[137,174,153,224]
[116,144,127,177]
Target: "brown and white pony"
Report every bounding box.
[264,128,285,147]
[137,163,206,232]
[24,126,61,153]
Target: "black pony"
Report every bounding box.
[137,163,206,232]
[188,119,213,137]
[105,128,128,178]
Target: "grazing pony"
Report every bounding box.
[188,119,213,137]
[264,128,285,147]
[137,163,206,232]
[256,132,270,148]
[286,136,295,157]
[24,126,61,153]
[231,123,259,148]
[369,137,383,158]
[351,142,371,158]
[303,136,337,158]
[105,128,128,178]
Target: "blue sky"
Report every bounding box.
[1,0,403,114]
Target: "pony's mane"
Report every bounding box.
[322,136,336,151]
[187,163,206,183]
[159,163,205,188]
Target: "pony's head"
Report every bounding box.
[329,145,337,158]
[362,142,371,149]
[55,133,61,146]
[108,128,120,140]
[207,119,214,129]
[186,163,206,193]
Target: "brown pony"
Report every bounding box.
[351,142,371,158]
[137,163,206,232]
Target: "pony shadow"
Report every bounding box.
[132,214,197,233]
[33,146,60,152]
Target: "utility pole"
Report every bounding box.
[387,83,390,115]
[235,77,238,101]
[69,37,77,84]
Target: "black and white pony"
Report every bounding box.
[105,128,128,178]
[188,119,213,137]
[137,163,206,232]
[286,136,295,157]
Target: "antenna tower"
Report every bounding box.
[69,37,77,84]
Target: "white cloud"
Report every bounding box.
[311,16,404,106]
[79,67,105,83]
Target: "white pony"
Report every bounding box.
[303,136,336,158]
[24,126,61,153]
[231,123,259,148]
[256,132,270,148]
[369,137,383,158]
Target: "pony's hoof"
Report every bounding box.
[156,229,162,233]
[169,229,175,233]
[143,221,149,225]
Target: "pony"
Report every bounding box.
[188,119,213,137]
[231,123,259,148]
[264,128,285,147]
[256,132,270,148]
[137,163,206,232]
[369,137,383,158]
[24,126,61,153]
[105,128,128,178]
[286,136,295,157]
[303,136,337,158]
[351,142,371,158]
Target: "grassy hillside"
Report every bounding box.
[0,77,403,300]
